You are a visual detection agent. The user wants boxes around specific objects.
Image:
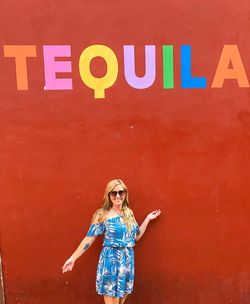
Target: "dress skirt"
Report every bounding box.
[96,246,135,298]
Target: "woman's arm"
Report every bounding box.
[62,235,97,273]
[62,211,103,273]
[70,235,97,262]
[135,209,161,242]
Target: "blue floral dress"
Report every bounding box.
[86,215,140,298]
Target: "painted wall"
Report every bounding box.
[1,1,250,303]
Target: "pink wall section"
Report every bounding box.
[1,1,250,303]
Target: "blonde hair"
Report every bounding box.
[92,179,137,233]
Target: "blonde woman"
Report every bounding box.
[62,179,161,304]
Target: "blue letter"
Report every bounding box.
[181,45,206,88]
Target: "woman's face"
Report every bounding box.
[109,184,126,208]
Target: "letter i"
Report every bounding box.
[163,45,174,88]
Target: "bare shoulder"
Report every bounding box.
[91,208,108,224]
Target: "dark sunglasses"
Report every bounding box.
[109,190,126,197]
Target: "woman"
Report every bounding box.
[62,179,161,304]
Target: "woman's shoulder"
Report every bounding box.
[91,208,108,224]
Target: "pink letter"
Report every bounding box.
[43,45,72,90]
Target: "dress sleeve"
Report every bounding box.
[135,224,140,235]
[86,222,105,236]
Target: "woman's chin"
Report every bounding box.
[113,201,122,206]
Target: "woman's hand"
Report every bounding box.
[146,209,161,221]
[62,258,75,273]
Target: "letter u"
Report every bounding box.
[124,45,156,89]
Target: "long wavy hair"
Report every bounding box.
[92,179,138,233]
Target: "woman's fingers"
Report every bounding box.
[62,260,73,273]
[152,209,161,217]
[62,266,71,273]
[146,209,161,221]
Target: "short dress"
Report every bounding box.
[86,215,140,298]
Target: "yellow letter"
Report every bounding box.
[79,45,118,99]
[212,45,249,88]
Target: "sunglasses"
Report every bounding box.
[109,190,126,197]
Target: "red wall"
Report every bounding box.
[1,1,250,303]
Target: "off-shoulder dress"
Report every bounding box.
[86,215,140,298]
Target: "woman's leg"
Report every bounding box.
[104,295,119,304]
[119,294,128,304]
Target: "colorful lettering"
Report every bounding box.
[212,45,249,87]
[79,45,118,99]
[181,45,207,89]
[124,45,156,89]
[3,45,37,90]
[43,45,72,90]
[163,45,174,89]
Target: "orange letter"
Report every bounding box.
[3,45,37,90]
[212,45,249,88]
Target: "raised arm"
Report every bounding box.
[135,209,161,241]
